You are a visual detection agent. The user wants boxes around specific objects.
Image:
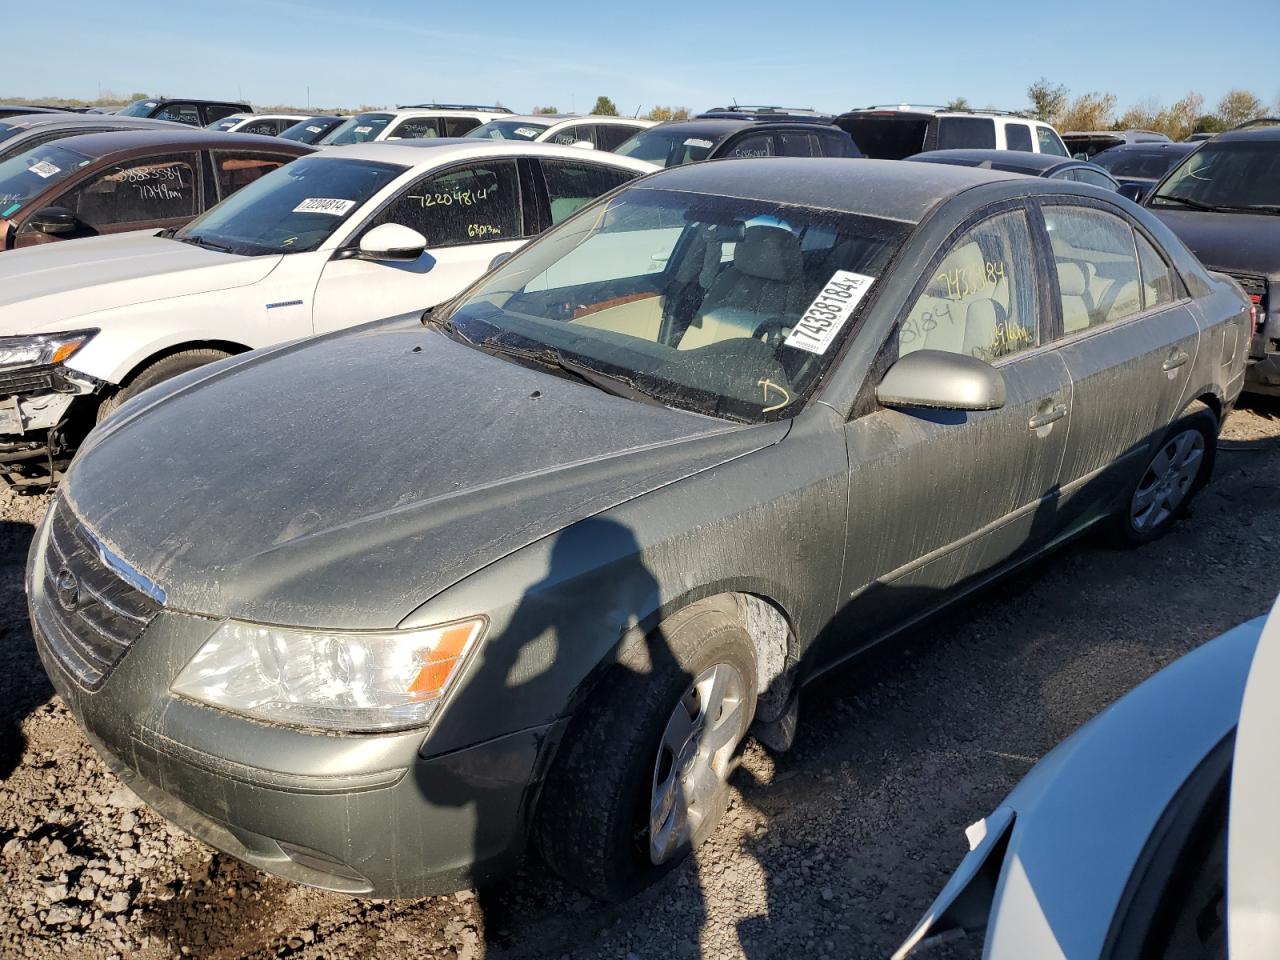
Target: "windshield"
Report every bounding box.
[173,155,405,255]
[1149,141,1280,213]
[0,122,22,146]
[118,100,159,118]
[1093,148,1188,180]
[279,118,335,143]
[466,119,552,141]
[437,186,908,422]
[0,144,92,218]
[320,113,393,146]
[616,128,723,167]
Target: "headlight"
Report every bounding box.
[170,617,485,732]
[0,330,97,369]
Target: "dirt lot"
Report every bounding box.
[2,399,1278,960]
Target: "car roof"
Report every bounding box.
[631,156,1025,223]
[134,97,251,108]
[352,107,502,118]
[909,149,1070,174]
[0,114,174,132]
[642,117,835,138]
[1094,141,1199,155]
[1214,125,1280,143]
[838,107,1044,123]
[36,128,314,158]
[317,137,656,171]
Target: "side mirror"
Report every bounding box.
[571,140,595,150]
[1117,182,1146,203]
[488,251,513,271]
[1072,151,1090,161]
[877,349,1006,412]
[357,222,427,262]
[29,207,79,236]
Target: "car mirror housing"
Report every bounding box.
[1117,182,1146,203]
[877,349,1006,412]
[357,222,428,262]
[29,207,79,236]
[488,251,513,271]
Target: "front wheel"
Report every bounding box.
[534,600,757,901]
[1115,401,1217,545]
[96,348,233,423]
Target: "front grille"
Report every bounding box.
[33,501,163,689]
[0,364,56,398]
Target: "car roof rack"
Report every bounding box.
[697,105,831,119]
[1232,116,1280,130]
[850,104,1033,118]
[395,103,512,113]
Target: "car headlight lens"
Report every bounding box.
[0,330,97,368]
[170,617,485,732]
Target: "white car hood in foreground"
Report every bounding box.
[0,232,281,334]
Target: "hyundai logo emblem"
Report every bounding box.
[55,568,80,612]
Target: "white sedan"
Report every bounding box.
[206,113,310,136]
[0,140,655,487]
[466,114,656,151]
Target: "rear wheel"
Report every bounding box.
[96,348,233,423]
[1115,402,1217,545]
[535,600,757,901]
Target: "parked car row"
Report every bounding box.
[0,91,1274,952]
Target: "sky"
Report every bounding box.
[8,0,1279,116]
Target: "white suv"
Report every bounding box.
[835,106,1069,160]
[0,140,655,487]
[465,114,656,151]
[319,105,511,146]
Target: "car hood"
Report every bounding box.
[0,232,281,333]
[1148,208,1280,280]
[64,319,787,628]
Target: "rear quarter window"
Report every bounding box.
[1005,123,1033,152]
[937,117,996,150]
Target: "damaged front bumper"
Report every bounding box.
[0,364,104,489]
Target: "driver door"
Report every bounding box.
[311,159,530,335]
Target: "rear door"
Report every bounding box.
[312,158,532,333]
[1037,199,1200,525]
[836,204,1072,645]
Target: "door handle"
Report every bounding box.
[1162,350,1190,371]
[1028,403,1067,430]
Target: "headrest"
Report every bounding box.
[1057,261,1090,297]
[734,225,802,282]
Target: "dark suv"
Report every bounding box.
[1144,125,1280,394]
[615,117,858,167]
[117,98,251,127]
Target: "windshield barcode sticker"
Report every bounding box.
[29,160,61,178]
[354,125,372,134]
[784,271,876,355]
[293,197,357,216]
[305,125,322,133]
[515,127,540,138]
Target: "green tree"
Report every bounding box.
[1216,89,1265,129]
[946,96,970,112]
[1193,114,1226,134]
[591,95,619,116]
[532,105,559,115]
[1027,78,1068,123]
[646,105,690,121]
[1057,92,1117,132]
[128,91,148,102]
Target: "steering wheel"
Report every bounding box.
[751,318,790,346]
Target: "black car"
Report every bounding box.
[1144,125,1280,395]
[116,97,250,127]
[615,118,859,168]
[278,115,345,144]
[908,149,1124,192]
[0,105,69,119]
[1091,142,1200,200]
[696,105,834,122]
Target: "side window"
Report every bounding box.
[388,117,443,140]
[937,117,996,149]
[1043,205,1143,333]
[1073,168,1118,190]
[549,125,591,147]
[203,105,242,125]
[212,151,292,201]
[1136,233,1176,309]
[815,130,852,157]
[899,210,1038,361]
[1005,123,1033,152]
[722,133,775,158]
[59,153,199,227]
[241,120,278,136]
[369,160,522,246]
[443,117,480,137]
[542,160,638,224]
[595,124,636,151]
[777,132,817,157]
[1036,126,1069,157]
[156,103,200,126]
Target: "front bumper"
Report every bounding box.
[28,511,560,898]
[0,365,104,489]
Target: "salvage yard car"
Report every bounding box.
[278,115,345,145]
[0,113,177,164]
[1143,124,1280,395]
[0,129,311,250]
[615,116,859,166]
[465,114,655,151]
[319,106,509,145]
[207,113,309,136]
[1090,140,1199,200]
[28,158,1250,901]
[908,148,1124,192]
[836,106,1069,160]
[895,595,1280,959]
[0,139,653,487]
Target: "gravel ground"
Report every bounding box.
[2,398,1278,960]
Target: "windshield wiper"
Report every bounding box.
[1151,194,1216,211]
[175,234,233,253]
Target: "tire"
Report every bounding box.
[95,349,232,423]
[1114,400,1218,546]
[534,599,758,901]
